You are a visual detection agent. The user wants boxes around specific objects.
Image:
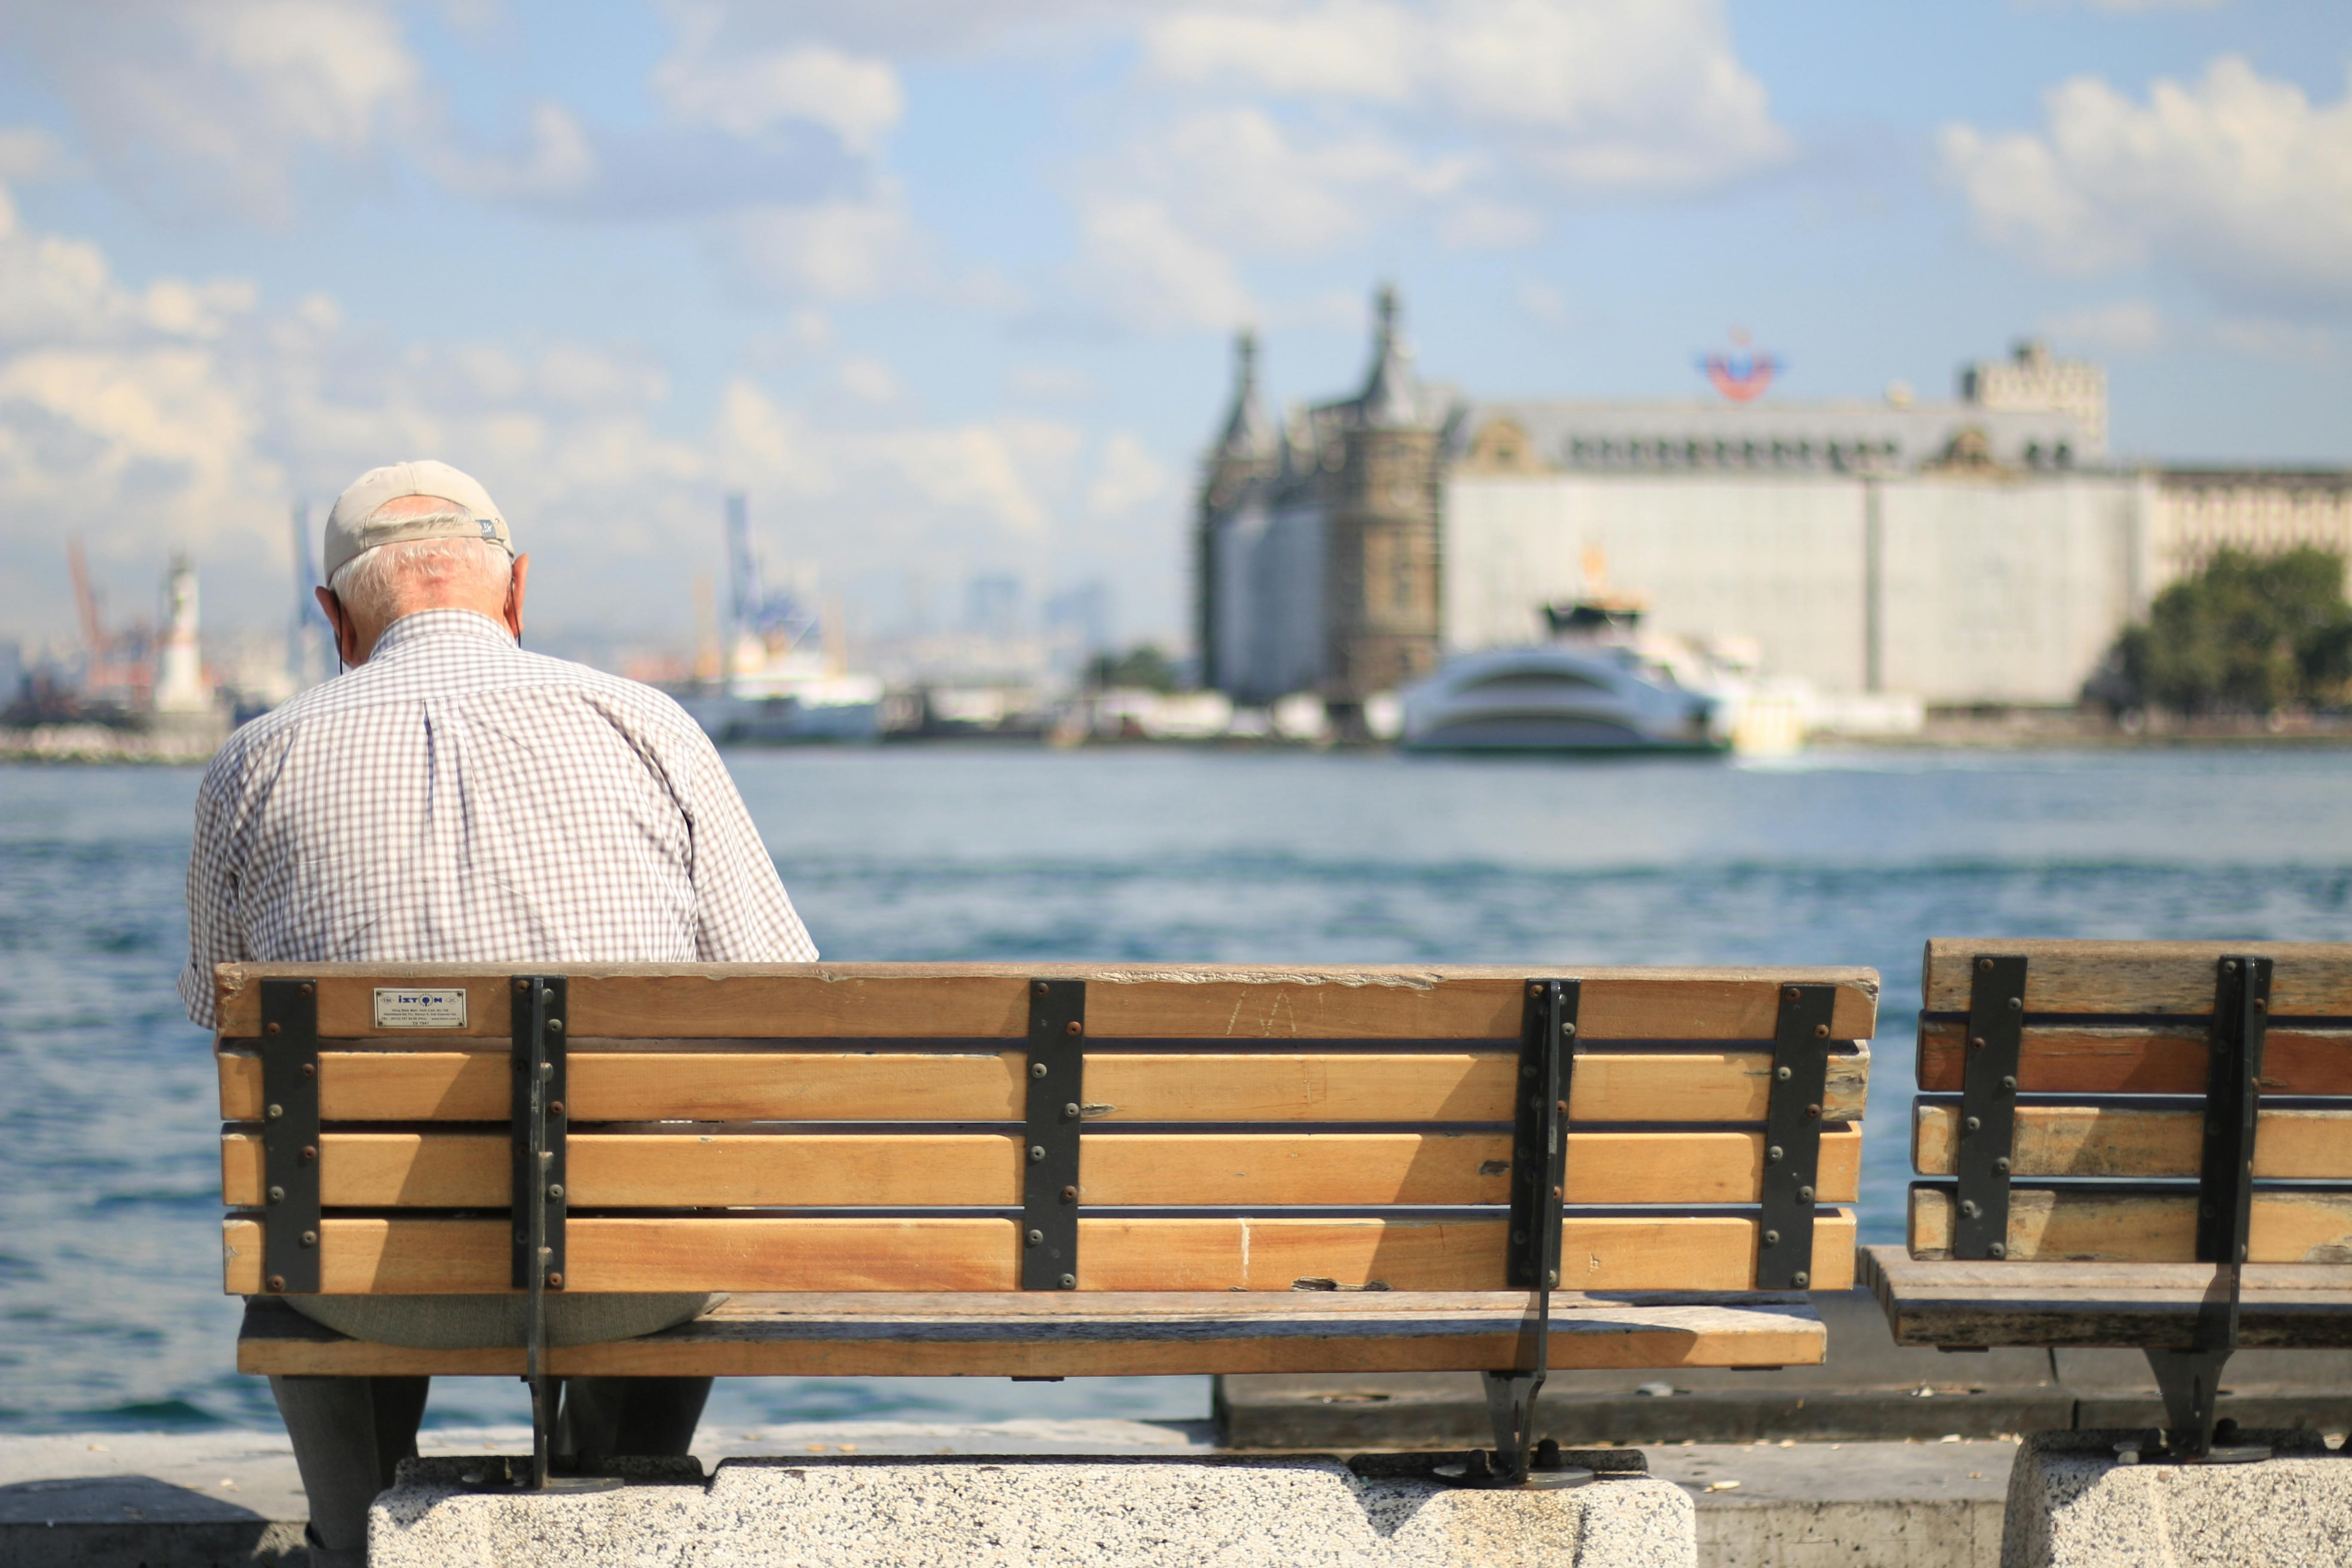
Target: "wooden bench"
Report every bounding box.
[1865,939,2352,1461]
[215,961,1876,1488]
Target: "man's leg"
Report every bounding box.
[270,1374,430,1568]
[554,1377,713,1467]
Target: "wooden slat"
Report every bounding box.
[1922,939,2352,1017]
[220,1127,1864,1208]
[1916,1020,2352,1095]
[222,1210,1857,1294]
[235,1292,1828,1378]
[216,1045,1871,1125]
[1908,1186,2352,1263]
[1862,1245,2352,1350]
[1915,1104,2352,1180]
[214,962,1877,1041]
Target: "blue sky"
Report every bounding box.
[2,0,2347,656]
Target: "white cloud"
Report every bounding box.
[1074,197,1256,332]
[655,39,904,153]
[1941,56,2352,310]
[1086,432,1172,520]
[2040,299,2165,355]
[1145,0,1789,191]
[0,127,70,183]
[1515,278,1572,328]
[1008,364,1098,403]
[2207,315,2334,366]
[837,356,900,403]
[718,196,935,300]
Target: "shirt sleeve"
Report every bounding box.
[680,732,819,963]
[179,752,251,1030]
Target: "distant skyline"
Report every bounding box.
[1,0,2346,654]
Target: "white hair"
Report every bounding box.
[327,526,513,624]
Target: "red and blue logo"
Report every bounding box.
[1697,331,1782,402]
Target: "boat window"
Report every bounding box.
[1455,670,1611,695]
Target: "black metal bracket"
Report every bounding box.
[2146,954,2272,1463]
[1445,979,1586,1490]
[1757,984,1838,1290]
[1021,980,1086,1291]
[511,974,570,1490]
[258,979,322,1295]
[1953,955,2028,1261]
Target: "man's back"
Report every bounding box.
[182,609,814,1028]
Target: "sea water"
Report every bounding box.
[4,745,2349,1433]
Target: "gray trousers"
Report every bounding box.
[270,1374,711,1568]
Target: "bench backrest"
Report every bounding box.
[217,962,1874,1299]
[1910,938,2352,1264]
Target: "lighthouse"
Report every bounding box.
[152,552,211,714]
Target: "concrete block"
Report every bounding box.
[369,1453,1697,1567]
[2003,1430,2352,1568]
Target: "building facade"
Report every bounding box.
[1196,302,2352,710]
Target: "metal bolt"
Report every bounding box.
[1977,959,1993,973]
[1029,1144,1046,1162]
[266,1103,283,1120]
[1776,1066,1792,1081]
[2225,960,2239,973]
[266,1022,280,1036]
[1798,1185,1814,1203]
[1766,1145,1784,1164]
[1066,1020,1083,1036]
[548,1272,564,1288]
[1792,1271,1810,1288]
[548,1100,564,1116]
[1512,1230,1527,1244]
[1035,981,1049,995]
[268,1185,285,1202]
[1814,1024,1829,1039]
[1531,1095,1543,1110]
[1060,1273,1076,1289]
[1545,1270,1558,1286]
[1763,1229,1780,1246]
[1964,1115,1981,1133]
[1784,987,1800,1001]
[1064,1102,1080,1119]
[547,1018,563,1034]
[517,980,531,992]
[300,1145,317,1162]
[1522,1064,1536,1078]
[1970,1036,1986,1051]
[267,1274,286,1292]
[1805,1103,1821,1119]
[299,983,314,996]
[1516,1147,1529,1161]
[1557,1100,1568,1115]
[1994,1156,2010,1173]
[300,1062,315,1079]
[548,1184,564,1199]
[1561,1022,1576,1038]
[1529,984,1543,998]
[1061,1185,1078,1203]
[1031,1062,1048,1079]
[2254,998,2267,1014]
[2007,997,2021,1011]
[1960,1200,1980,1219]
[1026,1229,1044,1246]
[300,1230,318,1247]
[1988,1243,2006,1259]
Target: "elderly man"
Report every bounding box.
[181,460,816,1567]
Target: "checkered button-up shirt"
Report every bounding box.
[180,609,815,1028]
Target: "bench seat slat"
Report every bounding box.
[1915,1103,2352,1180]
[214,964,1877,1042]
[221,1211,1858,1295]
[1916,1021,2352,1096]
[1863,1246,2352,1348]
[1922,939,2352,1017]
[220,1127,1865,1209]
[217,1047,1871,1125]
[234,1292,1829,1377]
[1909,1185,2352,1263]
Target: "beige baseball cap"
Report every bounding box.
[324,459,514,582]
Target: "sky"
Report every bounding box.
[1,0,2347,659]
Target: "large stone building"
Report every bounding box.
[1196,293,2352,709]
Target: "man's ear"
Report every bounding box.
[315,586,358,668]
[505,553,529,641]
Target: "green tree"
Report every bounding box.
[1084,644,1183,692]
[2108,547,2352,714]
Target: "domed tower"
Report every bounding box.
[1323,284,1444,717]
[1195,328,1277,691]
